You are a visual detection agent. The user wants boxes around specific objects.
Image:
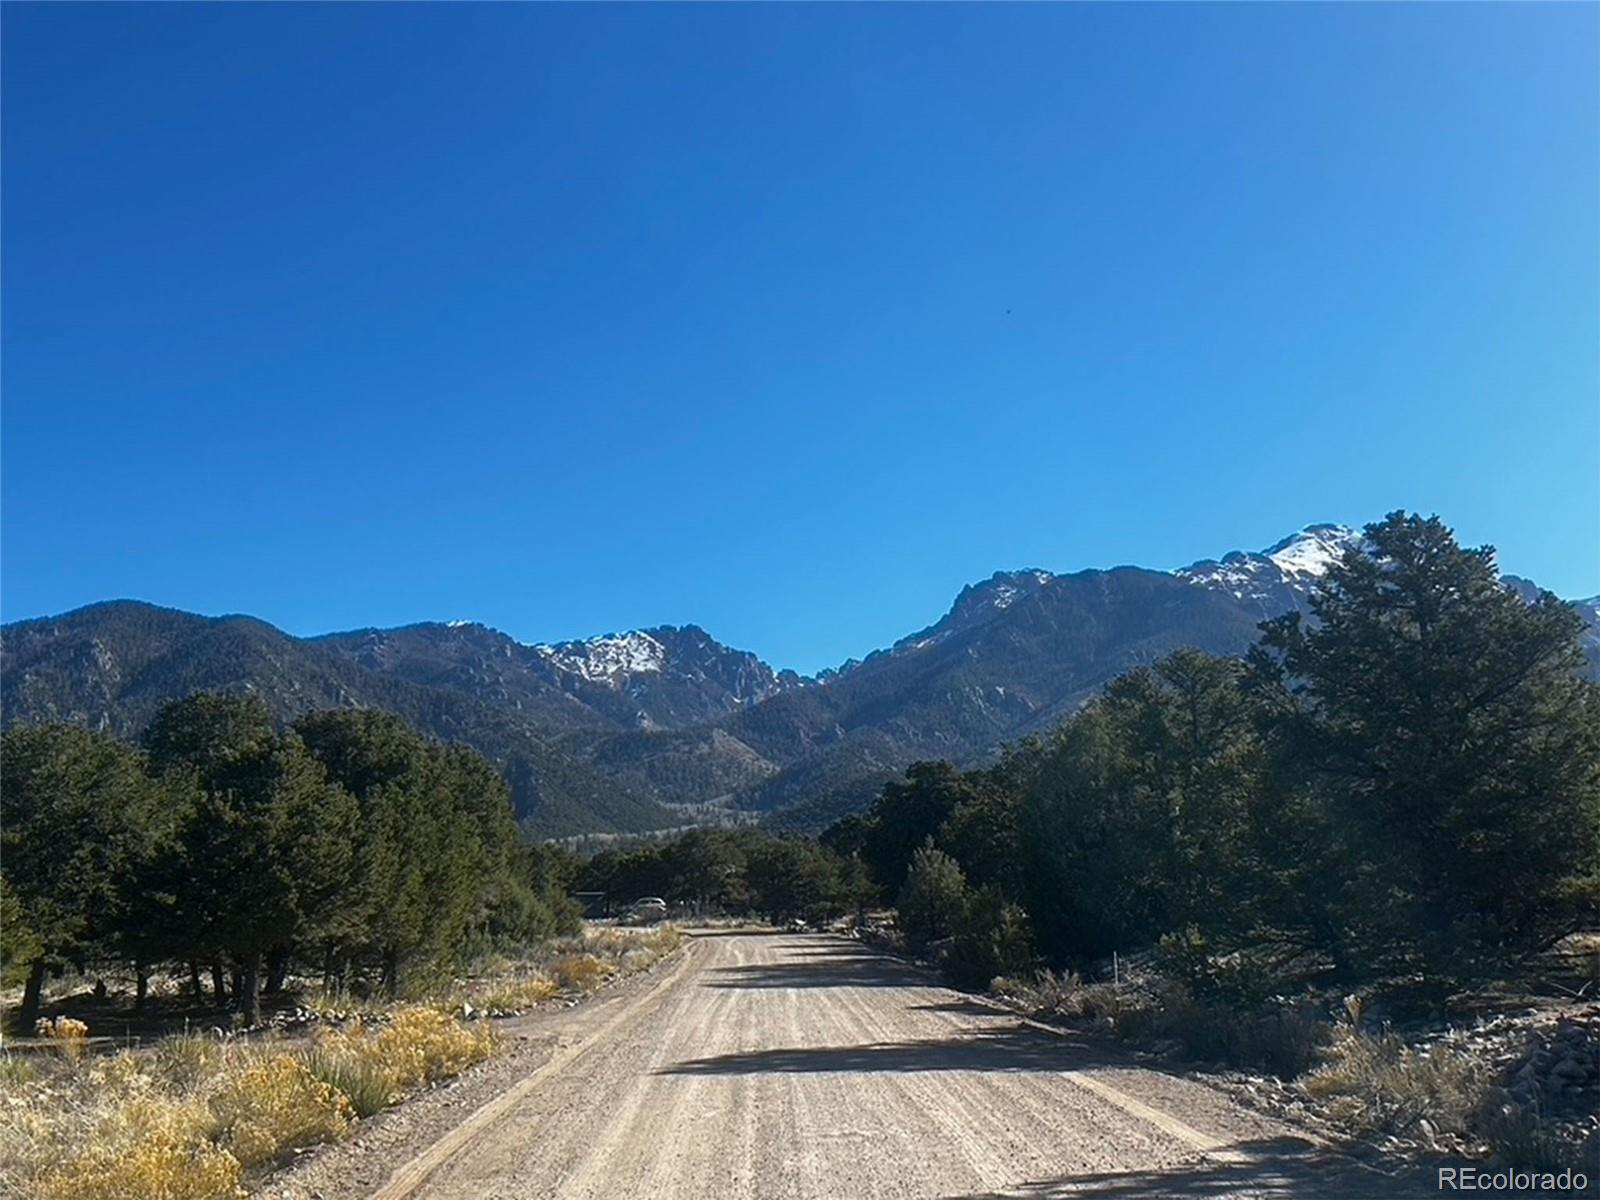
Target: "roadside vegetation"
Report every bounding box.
[0,694,691,1198]
[2,700,590,1031]
[0,925,682,1200]
[827,513,1600,1172]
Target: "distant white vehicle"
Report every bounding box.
[626,897,668,923]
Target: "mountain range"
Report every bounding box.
[5,524,1596,837]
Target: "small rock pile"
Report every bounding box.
[1505,1012,1600,1120]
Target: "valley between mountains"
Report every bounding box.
[5,523,1597,838]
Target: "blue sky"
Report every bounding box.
[3,4,1596,674]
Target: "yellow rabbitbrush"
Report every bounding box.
[310,1004,498,1102]
[35,1092,243,1200]
[210,1055,353,1167]
[39,1129,243,1200]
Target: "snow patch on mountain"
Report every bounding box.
[535,631,667,685]
[1264,524,1360,579]
[1176,524,1363,608]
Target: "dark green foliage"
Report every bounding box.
[0,723,174,1027]
[574,827,866,924]
[0,695,582,1027]
[0,877,43,989]
[292,708,580,988]
[861,763,989,897]
[1021,649,1285,963]
[896,845,970,952]
[1251,512,1600,984]
[946,890,1034,991]
[145,695,359,1023]
[851,513,1600,1001]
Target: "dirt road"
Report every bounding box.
[374,932,1433,1199]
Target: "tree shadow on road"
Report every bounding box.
[658,1025,1121,1076]
[947,1137,1437,1199]
[909,998,1003,1018]
[701,944,927,990]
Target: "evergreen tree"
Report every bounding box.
[1,724,170,1029]
[860,762,987,896]
[146,694,357,1023]
[896,844,970,952]
[1253,512,1600,983]
[1019,650,1278,962]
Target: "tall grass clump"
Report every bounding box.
[209,1054,353,1167]
[551,953,615,993]
[1303,1002,1488,1136]
[300,1042,396,1118]
[151,1032,224,1090]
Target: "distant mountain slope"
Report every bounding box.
[311,621,801,733]
[5,525,1594,837]
[0,601,674,837]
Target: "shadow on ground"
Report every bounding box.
[700,942,930,991]
[910,998,1004,1018]
[659,1025,1126,1076]
[948,1137,1438,1199]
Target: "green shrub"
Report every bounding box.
[945,890,1033,991]
[300,1044,396,1118]
[897,845,969,952]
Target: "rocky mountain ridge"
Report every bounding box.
[5,524,1595,836]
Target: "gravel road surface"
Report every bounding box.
[354,931,1440,1200]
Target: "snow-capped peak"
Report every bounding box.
[534,630,667,685]
[1263,524,1361,580]
[1175,524,1363,612]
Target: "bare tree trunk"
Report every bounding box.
[381,946,400,996]
[18,958,46,1032]
[211,961,228,1006]
[189,961,203,1001]
[134,966,150,1012]
[264,947,288,994]
[239,953,263,1027]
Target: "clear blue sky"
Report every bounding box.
[3,4,1596,674]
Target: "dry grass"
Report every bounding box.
[0,925,687,1199]
[550,953,615,992]
[34,1017,89,1061]
[209,1054,353,1167]
[1001,969,1327,1079]
[0,1009,495,1199]
[1302,1000,1489,1136]
[37,1126,244,1200]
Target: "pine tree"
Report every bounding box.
[0,724,169,1029]
[896,843,970,951]
[1253,512,1600,983]
[145,695,357,1023]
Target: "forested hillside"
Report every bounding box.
[0,604,675,837]
[5,520,1595,836]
